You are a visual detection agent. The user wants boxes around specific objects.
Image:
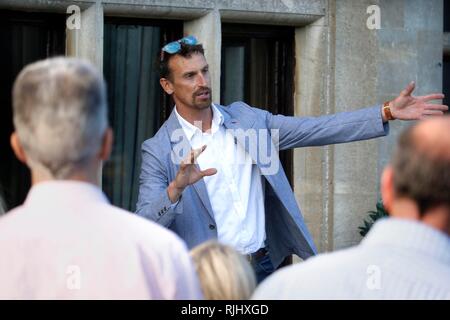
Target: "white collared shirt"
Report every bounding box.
[0,181,202,299]
[174,104,266,255]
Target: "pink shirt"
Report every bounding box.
[0,181,202,299]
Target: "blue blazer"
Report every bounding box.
[136,102,388,267]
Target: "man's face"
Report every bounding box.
[162,53,212,110]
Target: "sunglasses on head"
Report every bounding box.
[160,35,198,60]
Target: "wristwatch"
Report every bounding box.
[383,101,395,121]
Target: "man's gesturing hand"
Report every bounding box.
[167,145,217,203]
[385,81,448,121]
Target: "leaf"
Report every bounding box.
[359,200,389,237]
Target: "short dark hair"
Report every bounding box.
[159,42,205,80]
[392,124,450,215]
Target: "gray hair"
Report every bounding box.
[12,57,108,179]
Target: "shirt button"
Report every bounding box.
[209,224,216,230]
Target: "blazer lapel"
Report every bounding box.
[221,107,281,200]
[165,108,216,221]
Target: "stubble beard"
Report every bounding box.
[192,87,212,109]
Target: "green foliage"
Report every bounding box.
[359,200,389,237]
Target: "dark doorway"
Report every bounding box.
[0,10,65,212]
[221,23,295,187]
[102,17,182,211]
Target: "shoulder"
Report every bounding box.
[95,204,191,276]
[107,206,194,279]
[217,102,269,118]
[141,122,171,154]
[106,204,185,250]
[140,129,173,168]
[0,206,26,237]
[254,246,364,299]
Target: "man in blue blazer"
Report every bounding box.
[136,36,447,282]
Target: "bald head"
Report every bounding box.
[411,117,450,161]
[391,117,450,215]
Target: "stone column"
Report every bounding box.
[66,1,104,72]
[293,15,335,253]
[184,10,222,103]
[331,0,380,250]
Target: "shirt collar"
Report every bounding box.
[24,180,108,209]
[174,104,224,142]
[362,217,450,265]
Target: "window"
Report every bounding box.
[102,18,182,211]
[221,23,295,186]
[0,10,65,211]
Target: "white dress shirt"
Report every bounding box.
[0,181,202,299]
[253,218,450,299]
[174,104,266,255]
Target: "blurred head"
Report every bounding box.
[11,57,112,181]
[159,36,212,111]
[381,117,450,234]
[190,241,257,300]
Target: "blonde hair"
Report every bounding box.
[190,241,257,300]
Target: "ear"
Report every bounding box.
[160,77,174,95]
[10,132,27,164]
[99,127,113,161]
[381,166,394,214]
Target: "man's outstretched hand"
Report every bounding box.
[384,81,448,121]
[167,145,217,203]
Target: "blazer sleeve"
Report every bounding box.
[263,105,389,150]
[136,139,183,227]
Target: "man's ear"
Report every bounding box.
[99,127,113,161]
[381,166,394,214]
[10,132,27,164]
[160,77,174,95]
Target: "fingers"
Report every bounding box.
[420,104,448,119]
[423,110,445,116]
[418,93,445,101]
[191,145,207,163]
[181,145,207,167]
[400,81,415,97]
[200,168,217,177]
[424,104,449,111]
[420,114,441,120]
[190,150,195,164]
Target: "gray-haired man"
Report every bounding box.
[0,57,202,299]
